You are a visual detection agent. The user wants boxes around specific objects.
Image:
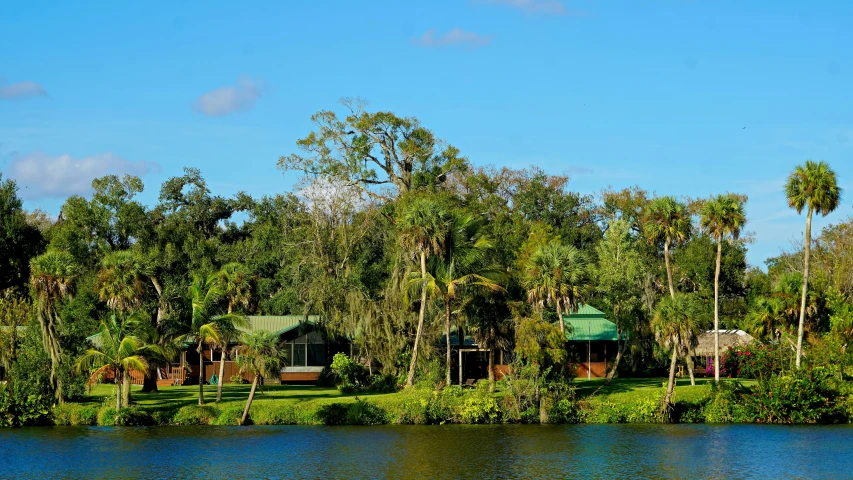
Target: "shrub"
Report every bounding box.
[330,353,367,392]
[317,398,388,425]
[52,403,98,426]
[97,407,117,426]
[171,405,220,425]
[744,367,846,424]
[703,381,752,423]
[719,343,792,380]
[459,395,501,424]
[114,407,155,426]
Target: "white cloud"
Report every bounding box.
[5,152,160,200]
[477,0,582,16]
[192,77,263,116]
[412,28,492,48]
[0,80,48,100]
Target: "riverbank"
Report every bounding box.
[48,377,810,427]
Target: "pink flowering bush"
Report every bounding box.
[718,343,792,380]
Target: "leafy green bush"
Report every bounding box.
[703,381,752,423]
[97,407,117,426]
[330,353,367,392]
[52,403,98,426]
[745,368,846,423]
[249,404,319,425]
[720,343,792,380]
[317,398,387,425]
[114,407,155,426]
[171,405,220,425]
[459,395,501,424]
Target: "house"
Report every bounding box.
[692,329,756,376]
[444,304,621,384]
[174,315,348,386]
[562,305,621,379]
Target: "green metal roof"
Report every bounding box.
[244,315,321,336]
[562,305,619,341]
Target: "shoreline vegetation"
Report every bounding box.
[48,375,852,427]
[1,104,851,429]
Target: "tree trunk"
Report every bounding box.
[556,300,565,334]
[488,347,495,392]
[240,375,260,426]
[686,356,696,386]
[217,346,227,402]
[661,346,678,414]
[796,207,812,369]
[198,339,205,405]
[151,276,165,326]
[445,301,452,388]
[714,238,722,383]
[604,333,626,386]
[406,250,428,387]
[122,370,132,407]
[141,367,158,393]
[664,239,675,299]
[116,368,122,410]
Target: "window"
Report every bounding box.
[308,344,325,366]
[293,344,307,367]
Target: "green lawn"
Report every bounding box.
[85,376,755,412]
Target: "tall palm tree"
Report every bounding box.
[786,160,842,368]
[397,194,451,387]
[212,263,252,402]
[701,194,746,383]
[188,273,223,405]
[467,295,514,392]
[76,312,160,409]
[96,250,147,312]
[644,196,692,298]
[523,241,587,334]
[652,293,704,417]
[30,251,78,403]
[235,330,284,425]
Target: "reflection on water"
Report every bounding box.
[1,424,851,479]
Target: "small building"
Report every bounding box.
[562,305,620,379]
[692,329,756,376]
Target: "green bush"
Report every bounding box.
[52,403,98,426]
[97,407,117,426]
[212,404,245,426]
[171,405,220,425]
[249,404,318,425]
[459,395,501,424]
[745,368,845,424]
[703,381,752,423]
[114,407,155,426]
[317,398,387,425]
[720,343,792,380]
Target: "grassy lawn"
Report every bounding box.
[84,376,756,412]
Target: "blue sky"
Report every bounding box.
[1,0,851,267]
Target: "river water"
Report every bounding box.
[1,424,851,479]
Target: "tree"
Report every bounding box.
[594,219,644,384]
[0,174,45,292]
[29,251,78,402]
[279,99,468,202]
[409,214,504,387]
[523,241,587,334]
[466,294,513,392]
[785,160,842,368]
[652,293,705,417]
[235,330,284,425]
[701,193,747,382]
[644,196,692,298]
[397,194,452,387]
[75,312,159,409]
[212,263,252,402]
[188,273,223,405]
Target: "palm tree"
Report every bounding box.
[96,250,147,312]
[652,293,704,417]
[188,273,223,405]
[30,251,78,402]
[786,160,842,368]
[644,196,692,298]
[701,194,746,383]
[409,214,504,387]
[523,241,587,334]
[397,194,452,387]
[212,263,252,402]
[467,295,514,392]
[235,330,284,425]
[740,295,784,340]
[76,312,160,409]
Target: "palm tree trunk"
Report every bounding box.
[664,239,675,299]
[240,375,260,426]
[406,250,428,387]
[488,347,495,392]
[661,346,678,414]
[714,239,722,383]
[122,370,132,407]
[556,300,565,334]
[198,339,205,405]
[445,301,452,388]
[217,346,227,402]
[686,356,696,386]
[604,332,626,385]
[151,276,165,326]
[796,207,812,369]
[116,368,122,410]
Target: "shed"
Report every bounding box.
[693,329,755,357]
